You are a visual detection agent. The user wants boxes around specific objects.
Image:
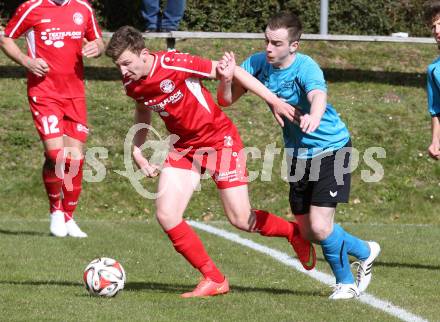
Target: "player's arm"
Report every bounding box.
[213,52,300,127]
[428,116,440,160]
[132,102,159,177]
[216,52,247,106]
[299,89,326,134]
[0,36,49,77]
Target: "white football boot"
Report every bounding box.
[329,283,360,300]
[50,210,67,237]
[66,219,88,238]
[354,241,381,293]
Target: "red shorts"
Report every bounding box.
[164,138,248,189]
[28,96,89,143]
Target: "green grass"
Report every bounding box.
[1,39,440,321]
[2,219,439,321]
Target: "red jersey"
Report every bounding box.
[124,51,240,149]
[4,0,102,98]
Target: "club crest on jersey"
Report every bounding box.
[73,12,84,25]
[160,79,175,94]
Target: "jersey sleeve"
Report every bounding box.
[4,1,36,39]
[240,52,266,80]
[82,1,102,41]
[160,52,213,78]
[427,65,440,116]
[297,57,328,94]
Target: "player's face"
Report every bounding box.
[431,16,440,44]
[264,27,298,68]
[115,49,149,81]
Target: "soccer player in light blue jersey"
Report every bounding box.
[425,1,440,160]
[216,12,381,299]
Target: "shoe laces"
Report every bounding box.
[351,261,365,281]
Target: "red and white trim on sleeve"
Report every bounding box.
[7,0,43,38]
[160,55,212,78]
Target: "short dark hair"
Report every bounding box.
[266,12,303,42]
[424,1,440,25]
[105,26,146,60]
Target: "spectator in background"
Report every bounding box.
[425,1,440,160]
[141,0,186,32]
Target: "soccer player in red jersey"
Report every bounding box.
[105,26,316,298]
[0,0,104,237]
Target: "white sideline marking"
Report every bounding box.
[189,220,428,322]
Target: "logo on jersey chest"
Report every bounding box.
[144,90,184,115]
[73,12,84,25]
[160,79,175,93]
[40,28,82,48]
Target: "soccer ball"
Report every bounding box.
[83,257,126,297]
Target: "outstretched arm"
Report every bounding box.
[215,52,301,127]
[0,36,49,77]
[216,51,247,106]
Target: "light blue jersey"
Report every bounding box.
[241,52,350,159]
[427,56,440,116]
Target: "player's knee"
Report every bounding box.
[227,211,252,231]
[155,208,179,228]
[44,149,64,169]
[309,222,332,241]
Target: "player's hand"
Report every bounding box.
[270,99,302,127]
[82,39,100,58]
[132,150,160,177]
[428,142,440,160]
[216,51,236,82]
[26,57,49,77]
[299,113,321,133]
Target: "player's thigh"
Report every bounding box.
[218,184,252,229]
[29,96,65,143]
[63,98,89,145]
[155,166,201,230]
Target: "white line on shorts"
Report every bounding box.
[189,220,428,322]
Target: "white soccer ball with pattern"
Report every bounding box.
[83,257,126,297]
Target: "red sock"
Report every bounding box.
[253,209,298,239]
[166,221,224,283]
[42,150,63,213]
[62,158,84,222]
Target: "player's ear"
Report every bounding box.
[289,41,299,54]
[140,48,149,61]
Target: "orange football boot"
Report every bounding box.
[181,277,229,298]
[289,225,316,270]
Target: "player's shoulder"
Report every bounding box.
[296,53,320,68]
[71,0,94,12]
[428,56,440,72]
[246,51,266,63]
[13,0,43,13]
[242,51,267,70]
[159,50,209,69]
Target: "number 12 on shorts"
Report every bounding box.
[41,115,60,134]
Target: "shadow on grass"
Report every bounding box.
[125,281,323,297]
[0,280,322,297]
[374,261,440,271]
[0,65,426,87]
[0,228,47,236]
